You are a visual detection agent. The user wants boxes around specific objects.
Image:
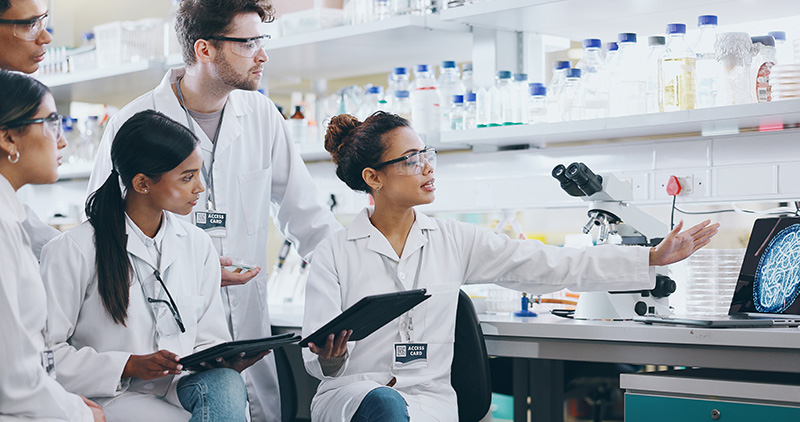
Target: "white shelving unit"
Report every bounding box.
[440,0,800,42]
[440,99,800,147]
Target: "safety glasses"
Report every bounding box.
[0,12,48,41]
[372,147,437,176]
[208,34,271,58]
[3,113,63,140]
[147,270,186,334]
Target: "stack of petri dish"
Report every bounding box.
[770,64,800,101]
[685,249,746,316]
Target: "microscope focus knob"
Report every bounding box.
[634,301,648,316]
[651,275,677,298]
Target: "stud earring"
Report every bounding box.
[376,188,380,196]
[8,150,19,164]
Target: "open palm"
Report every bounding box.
[649,220,720,266]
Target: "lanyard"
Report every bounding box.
[174,76,225,210]
[380,246,424,342]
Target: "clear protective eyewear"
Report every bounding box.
[372,147,437,176]
[208,34,270,58]
[0,12,48,41]
[3,113,63,140]
[146,270,186,335]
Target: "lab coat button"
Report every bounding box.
[398,272,406,280]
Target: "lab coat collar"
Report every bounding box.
[154,68,250,156]
[347,207,438,261]
[0,174,25,223]
[124,211,188,274]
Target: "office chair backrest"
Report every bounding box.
[451,289,492,422]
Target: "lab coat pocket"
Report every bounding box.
[414,283,460,343]
[238,168,271,235]
[176,295,204,354]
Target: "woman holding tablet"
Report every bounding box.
[40,110,264,421]
[302,111,719,422]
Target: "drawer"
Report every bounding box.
[625,393,800,421]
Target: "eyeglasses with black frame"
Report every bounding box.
[147,270,186,333]
[0,12,49,41]
[372,147,437,176]
[207,34,271,58]
[3,113,63,140]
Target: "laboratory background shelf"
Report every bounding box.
[439,99,800,147]
[440,0,800,42]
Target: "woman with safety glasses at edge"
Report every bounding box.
[302,111,720,422]
[39,110,267,421]
[0,71,104,421]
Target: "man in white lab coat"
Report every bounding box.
[87,1,341,421]
[0,0,61,260]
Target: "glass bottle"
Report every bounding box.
[493,70,514,125]
[752,35,777,102]
[387,66,410,106]
[438,60,465,131]
[450,94,465,130]
[476,86,489,128]
[463,91,477,129]
[410,64,440,134]
[392,90,412,121]
[512,73,528,125]
[461,62,474,94]
[560,68,584,121]
[645,36,666,113]
[527,83,547,124]
[609,33,646,117]
[358,86,383,120]
[715,32,755,106]
[289,105,307,147]
[577,38,610,119]
[659,23,696,112]
[547,61,571,123]
[604,41,619,64]
[693,15,719,108]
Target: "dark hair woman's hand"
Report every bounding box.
[308,330,352,360]
[122,350,182,380]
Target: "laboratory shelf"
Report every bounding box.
[439,99,800,147]
[263,14,473,80]
[440,0,800,42]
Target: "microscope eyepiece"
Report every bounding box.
[565,162,603,197]
[552,164,585,197]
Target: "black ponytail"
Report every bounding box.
[86,110,198,325]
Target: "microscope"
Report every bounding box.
[552,162,676,320]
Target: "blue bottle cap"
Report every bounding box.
[393,67,408,75]
[768,31,786,41]
[582,38,601,49]
[617,33,637,44]
[466,92,477,102]
[751,35,776,47]
[666,23,687,34]
[513,73,528,81]
[605,42,618,51]
[554,61,571,70]
[366,86,381,94]
[496,70,512,79]
[394,90,409,98]
[698,15,718,26]
[441,60,456,68]
[415,64,429,72]
[529,83,546,96]
[451,94,464,103]
[648,36,666,46]
[566,68,581,78]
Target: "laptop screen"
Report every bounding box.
[729,216,800,315]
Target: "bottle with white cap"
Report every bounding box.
[577,38,610,119]
[693,15,720,108]
[410,64,440,134]
[609,33,646,117]
[659,23,696,111]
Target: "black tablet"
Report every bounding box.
[180,332,301,371]
[299,289,431,348]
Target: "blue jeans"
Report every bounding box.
[351,387,409,422]
[177,368,248,422]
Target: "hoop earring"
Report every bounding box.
[8,150,19,164]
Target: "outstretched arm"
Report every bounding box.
[649,220,720,266]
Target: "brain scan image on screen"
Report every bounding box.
[753,223,800,313]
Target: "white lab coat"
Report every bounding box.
[39,212,231,421]
[86,68,342,422]
[303,208,655,422]
[0,175,91,422]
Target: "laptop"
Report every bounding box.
[635,216,800,328]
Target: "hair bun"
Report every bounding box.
[324,114,361,164]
